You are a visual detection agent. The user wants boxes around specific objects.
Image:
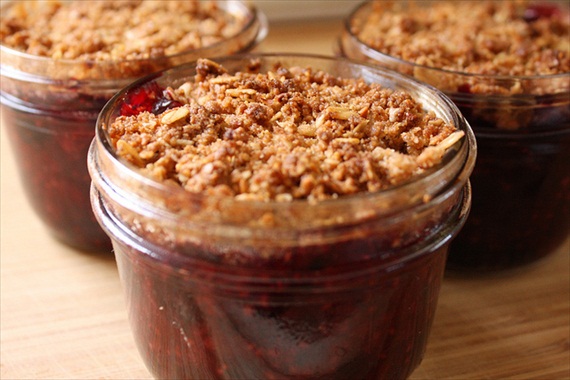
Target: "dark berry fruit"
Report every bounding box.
[523,4,561,23]
[120,81,181,116]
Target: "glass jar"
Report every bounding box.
[0,0,267,252]
[88,54,476,379]
[339,1,570,272]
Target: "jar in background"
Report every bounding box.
[0,0,267,251]
[339,0,570,272]
[88,54,476,379]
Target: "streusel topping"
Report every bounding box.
[107,59,462,202]
[354,1,569,77]
[0,0,249,61]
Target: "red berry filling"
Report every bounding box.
[120,82,181,116]
[523,4,562,22]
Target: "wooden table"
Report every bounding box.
[2,18,569,380]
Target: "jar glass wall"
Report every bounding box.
[339,1,570,272]
[0,0,267,251]
[88,54,476,379]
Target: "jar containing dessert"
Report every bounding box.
[0,0,267,251]
[88,54,476,379]
[339,0,570,272]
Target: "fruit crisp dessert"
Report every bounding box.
[106,58,463,202]
[91,56,474,379]
[0,0,259,251]
[343,0,570,271]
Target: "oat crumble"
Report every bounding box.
[0,0,248,61]
[107,58,462,202]
[354,1,570,77]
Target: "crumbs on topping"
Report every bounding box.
[106,58,462,202]
[354,1,569,77]
[0,0,248,61]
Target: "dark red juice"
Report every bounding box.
[447,98,570,271]
[1,96,111,251]
[112,226,449,380]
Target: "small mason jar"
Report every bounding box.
[339,0,570,272]
[0,0,267,251]
[88,54,476,379]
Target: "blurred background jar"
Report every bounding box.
[0,0,267,252]
[339,0,570,272]
[88,54,476,380]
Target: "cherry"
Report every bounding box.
[120,81,181,116]
[523,4,561,23]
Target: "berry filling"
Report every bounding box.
[120,82,181,117]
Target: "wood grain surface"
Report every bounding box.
[2,18,569,380]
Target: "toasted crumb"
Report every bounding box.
[0,1,249,62]
[354,1,569,77]
[107,59,460,202]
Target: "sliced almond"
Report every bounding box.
[160,107,189,125]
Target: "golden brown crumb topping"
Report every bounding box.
[0,0,248,61]
[107,59,462,202]
[354,1,570,76]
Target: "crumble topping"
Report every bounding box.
[0,0,249,61]
[354,1,570,77]
[106,58,462,202]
